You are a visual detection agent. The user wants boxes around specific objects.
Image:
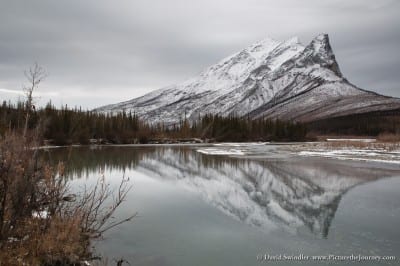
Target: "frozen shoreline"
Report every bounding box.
[195,142,400,166]
[285,142,400,165]
[36,141,400,166]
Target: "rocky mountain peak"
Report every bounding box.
[299,33,342,76]
[95,33,400,124]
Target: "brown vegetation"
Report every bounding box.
[0,132,135,265]
[325,140,372,149]
[377,132,400,142]
[300,139,400,152]
[1,63,135,265]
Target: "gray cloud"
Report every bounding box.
[0,0,399,108]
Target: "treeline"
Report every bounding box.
[191,114,307,141]
[0,101,144,144]
[0,100,308,144]
[308,109,400,136]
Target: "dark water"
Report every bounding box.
[44,145,400,265]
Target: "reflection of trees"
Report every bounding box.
[42,146,397,238]
[41,146,157,179]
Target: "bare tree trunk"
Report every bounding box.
[23,62,46,138]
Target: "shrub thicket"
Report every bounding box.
[0,131,134,265]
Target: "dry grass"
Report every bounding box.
[313,140,400,152]
[0,132,134,265]
[307,133,400,150]
[0,216,86,265]
[325,140,371,149]
[377,132,400,142]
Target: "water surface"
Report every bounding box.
[45,145,400,265]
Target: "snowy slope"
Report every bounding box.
[95,34,400,124]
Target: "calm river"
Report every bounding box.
[44,144,400,265]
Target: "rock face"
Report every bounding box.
[95,34,400,124]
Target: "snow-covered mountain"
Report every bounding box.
[95,34,400,124]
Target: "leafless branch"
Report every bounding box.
[23,62,47,138]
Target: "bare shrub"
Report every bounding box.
[0,63,135,265]
[0,132,135,265]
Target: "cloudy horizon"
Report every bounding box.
[1,0,399,109]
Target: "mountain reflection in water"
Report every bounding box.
[44,145,399,238]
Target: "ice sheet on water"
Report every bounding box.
[196,148,245,156]
[213,142,269,146]
[326,138,376,142]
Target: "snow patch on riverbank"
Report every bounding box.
[298,149,400,165]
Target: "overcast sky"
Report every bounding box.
[0,0,399,109]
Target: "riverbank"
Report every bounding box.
[282,140,400,165]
